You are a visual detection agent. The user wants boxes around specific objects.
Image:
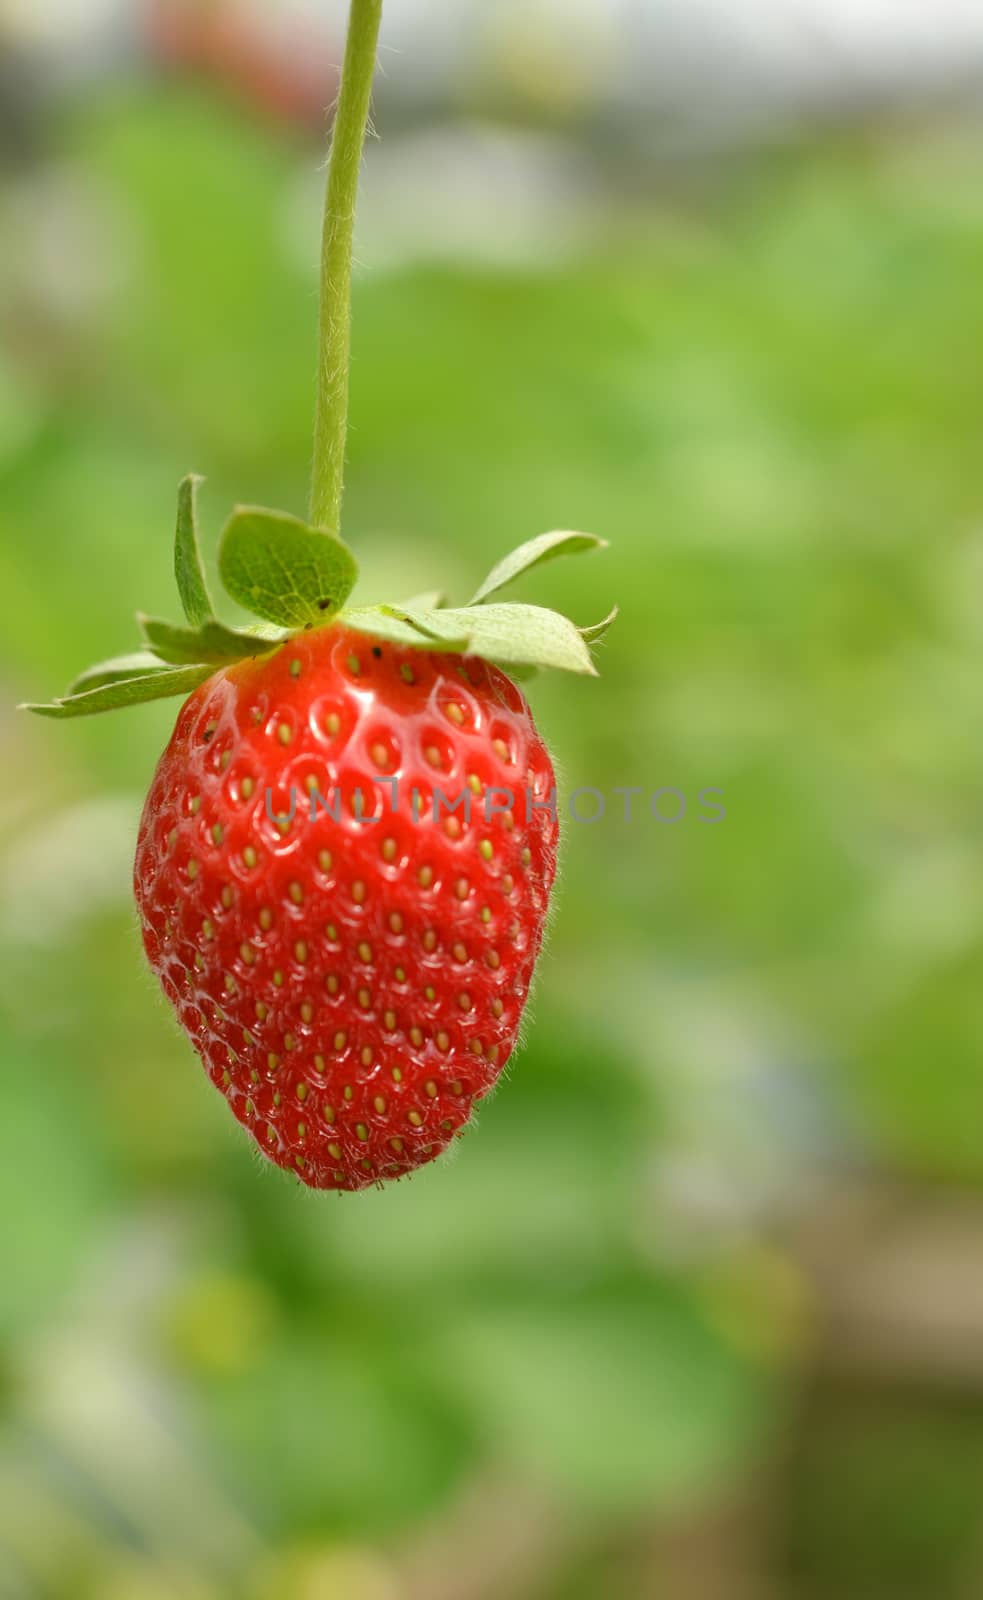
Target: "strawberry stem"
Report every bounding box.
[309,0,383,535]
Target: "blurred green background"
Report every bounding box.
[4,4,983,1597]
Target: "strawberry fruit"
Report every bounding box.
[23,0,615,1191]
[134,624,558,1189]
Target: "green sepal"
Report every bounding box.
[379,605,471,643]
[218,507,358,630]
[342,605,469,652]
[67,652,172,695]
[469,529,607,605]
[421,602,598,675]
[343,601,601,675]
[580,605,619,644]
[138,613,285,666]
[22,664,215,719]
[174,474,214,627]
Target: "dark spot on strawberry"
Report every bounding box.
[372,646,382,659]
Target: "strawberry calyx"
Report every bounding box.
[23,476,617,719]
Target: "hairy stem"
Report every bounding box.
[310,0,383,533]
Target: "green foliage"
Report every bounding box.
[440,1280,768,1513]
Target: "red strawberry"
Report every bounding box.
[133,623,558,1190]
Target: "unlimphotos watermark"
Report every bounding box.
[264,779,726,829]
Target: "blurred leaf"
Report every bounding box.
[0,1046,116,1337]
[440,1280,772,1514]
[204,1332,473,1536]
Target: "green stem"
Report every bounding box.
[310,0,383,533]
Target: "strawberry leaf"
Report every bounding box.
[67,652,172,695]
[469,530,607,605]
[410,602,598,675]
[174,474,214,627]
[22,664,215,719]
[138,613,285,666]
[218,507,358,630]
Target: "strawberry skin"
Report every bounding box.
[134,623,558,1191]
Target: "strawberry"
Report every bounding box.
[23,0,615,1192]
[132,624,558,1190]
